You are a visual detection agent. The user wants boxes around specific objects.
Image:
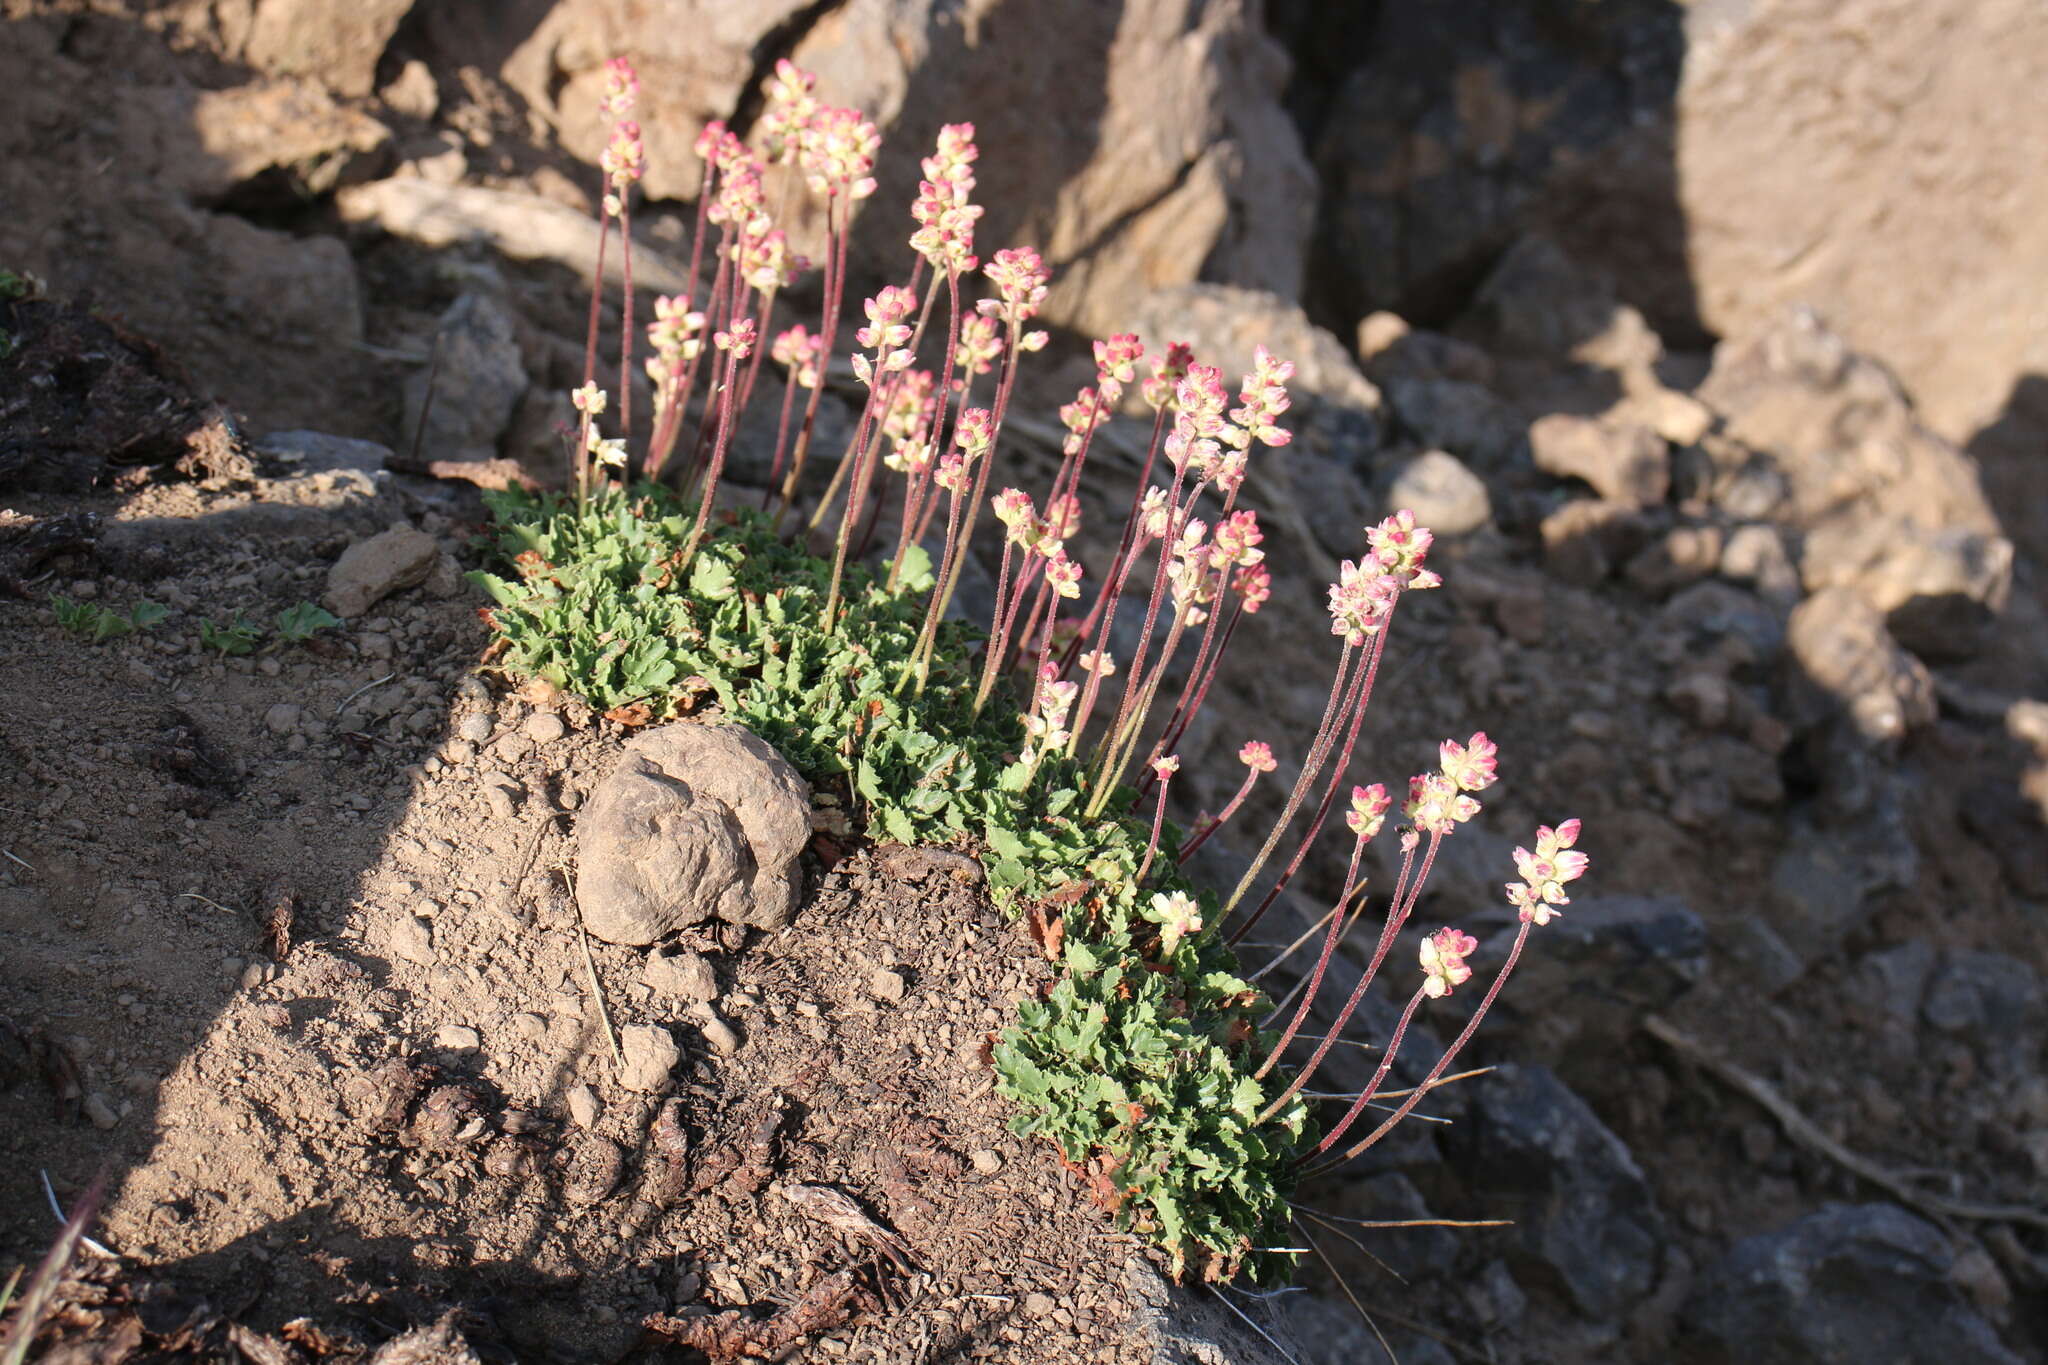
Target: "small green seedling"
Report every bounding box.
[199,616,262,656]
[274,601,342,643]
[51,596,168,642]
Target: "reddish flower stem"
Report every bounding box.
[1226,622,1395,946]
[1304,922,1532,1174]
[1220,642,1360,917]
[619,205,635,443]
[1176,744,1257,866]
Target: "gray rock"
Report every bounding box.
[1357,314,1495,387]
[1857,940,1937,1028]
[1383,449,1491,537]
[780,1,1314,341]
[1124,1256,1340,1365]
[324,523,441,618]
[618,1024,682,1094]
[1923,950,2044,1075]
[1284,452,1378,562]
[433,1024,480,1053]
[403,289,528,467]
[1786,587,1936,743]
[1661,581,1786,664]
[1721,917,1806,996]
[1463,237,1664,376]
[574,723,811,945]
[1446,1063,1664,1320]
[1339,1173,1461,1283]
[1767,808,1919,967]
[524,711,566,744]
[693,1010,740,1058]
[1381,375,1522,471]
[1683,1204,2024,1365]
[259,429,392,474]
[1530,413,1670,507]
[264,703,302,735]
[83,1093,120,1130]
[643,946,719,1004]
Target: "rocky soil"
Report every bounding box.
[3,3,2047,1363]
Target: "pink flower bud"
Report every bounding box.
[1239,741,1276,773]
[1439,732,1499,793]
[1420,927,1478,998]
[1345,783,1390,839]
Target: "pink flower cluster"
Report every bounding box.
[801,105,880,200]
[1507,820,1588,925]
[910,123,982,275]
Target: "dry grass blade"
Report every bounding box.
[1,1173,104,1365]
[1643,1013,2048,1232]
[1205,1285,1304,1365]
[1296,1218,1398,1363]
[574,918,625,1075]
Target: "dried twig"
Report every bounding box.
[575,918,625,1077]
[1643,1013,2048,1232]
[335,673,398,718]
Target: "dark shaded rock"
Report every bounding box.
[1473,896,1705,1063]
[1540,499,1654,586]
[1660,581,1786,667]
[1767,807,1918,968]
[1305,2,1687,340]
[401,289,528,468]
[1446,1063,1664,1320]
[1381,375,1523,471]
[1922,950,2044,1077]
[1683,1204,2024,1365]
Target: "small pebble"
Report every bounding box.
[389,915,435,965]
[525,711,566,743]
[264,703,302,734]
[84,1093,120,1130]
[567,1082,602,1129]
[868,966,907,1004]
[443,738,476,765]
[1022,1293,1055,1319]
[456,712,493,744]
[698,1015,740,1057]
[970,1149,1004,1175]
[435,1024,481,1052]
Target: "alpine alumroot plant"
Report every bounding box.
[471,55,1589,1283]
